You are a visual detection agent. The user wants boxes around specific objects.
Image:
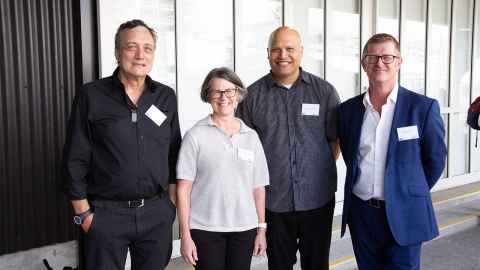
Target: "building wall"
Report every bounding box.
[0,0,83,255]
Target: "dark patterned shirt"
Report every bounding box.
[237,69,340,212]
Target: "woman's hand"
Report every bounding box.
[180,235,198,265]
[253,228,267,256]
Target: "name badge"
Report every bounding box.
[145,105,167,127]
[397,125,419,141]
[238,147,254,162]
[302,103,320,116]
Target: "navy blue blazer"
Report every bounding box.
[338,87,447,246]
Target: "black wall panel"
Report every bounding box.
[0,0,90,254]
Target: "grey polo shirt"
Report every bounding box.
[176,115,269,232]
[237,69,340,212]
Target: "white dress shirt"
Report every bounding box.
[353,84,398,201]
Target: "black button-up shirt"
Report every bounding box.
[237,69,340,212]
[63,69,181,201]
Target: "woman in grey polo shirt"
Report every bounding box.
[176,67,269,270]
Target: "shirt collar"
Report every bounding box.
[111,67,155,93]
[197,115,253,134]
[363,82,399,109]
[266,67,311,89]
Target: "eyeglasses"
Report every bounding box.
[363,54,398,64]
[208,88,237,99]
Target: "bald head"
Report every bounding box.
[267,26,304,85]
[268,26,302,49]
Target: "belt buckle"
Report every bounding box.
[128,199,145,208]
[369,199,381,208]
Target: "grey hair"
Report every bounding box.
[200,67,247,103]
[114,19,157,51]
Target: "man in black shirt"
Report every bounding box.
[63,19,181,270]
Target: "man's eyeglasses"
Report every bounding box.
[209,88,237,99]
[363,54,398,64]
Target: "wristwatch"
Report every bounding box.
[73,209,93,225]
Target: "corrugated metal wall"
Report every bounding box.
[0,0,83,254]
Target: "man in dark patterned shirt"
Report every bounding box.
[237,26,340,270]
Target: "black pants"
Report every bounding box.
[84,195,176,270]
[266,198,335,270]
[190,229,257,270]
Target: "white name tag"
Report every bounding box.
[302,103,320,116]
[238,147,254,162]
[145,105,167,127]
[397,125,419,141]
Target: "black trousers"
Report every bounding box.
[190,228,257,270]
[266,198,335,270]
[84,195,176,270]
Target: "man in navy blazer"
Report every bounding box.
[337,33,447,270]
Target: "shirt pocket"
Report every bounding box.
[90,114,126,139]
[395,139,421,163]
[301,114,326,142]
[146,108,171,143]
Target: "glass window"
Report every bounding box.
[285,0,325,78]
[449,0,473,176]
[235,0,282,86]
[98,0,176,88]
[326,0,361,100]
[450,0,473,108]
[427,0,451,107]
[400,0,426,94]
[176,0,234,133]
[450,113,470,176]
[377,0,400,39]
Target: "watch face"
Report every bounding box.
[73,216,82,225]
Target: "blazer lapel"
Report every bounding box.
[350,94,366,165]
[385,87,407,166]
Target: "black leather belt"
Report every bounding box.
[365,198,385,208]
[91,194,162,208]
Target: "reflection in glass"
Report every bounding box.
[176,0,234,133]
[236,0,282,86]
[450,113,470,176]
[449,0,473,176]
[427,0,450,107]
[450,0,473,108]
[285,0,325,78]
[400,0,426,94]
[326,0,360,100]
[377,0,399,39]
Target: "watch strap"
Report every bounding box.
[73,209,93,225]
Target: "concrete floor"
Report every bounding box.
[421,225,480,270]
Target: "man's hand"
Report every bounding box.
[81,213,94,233]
